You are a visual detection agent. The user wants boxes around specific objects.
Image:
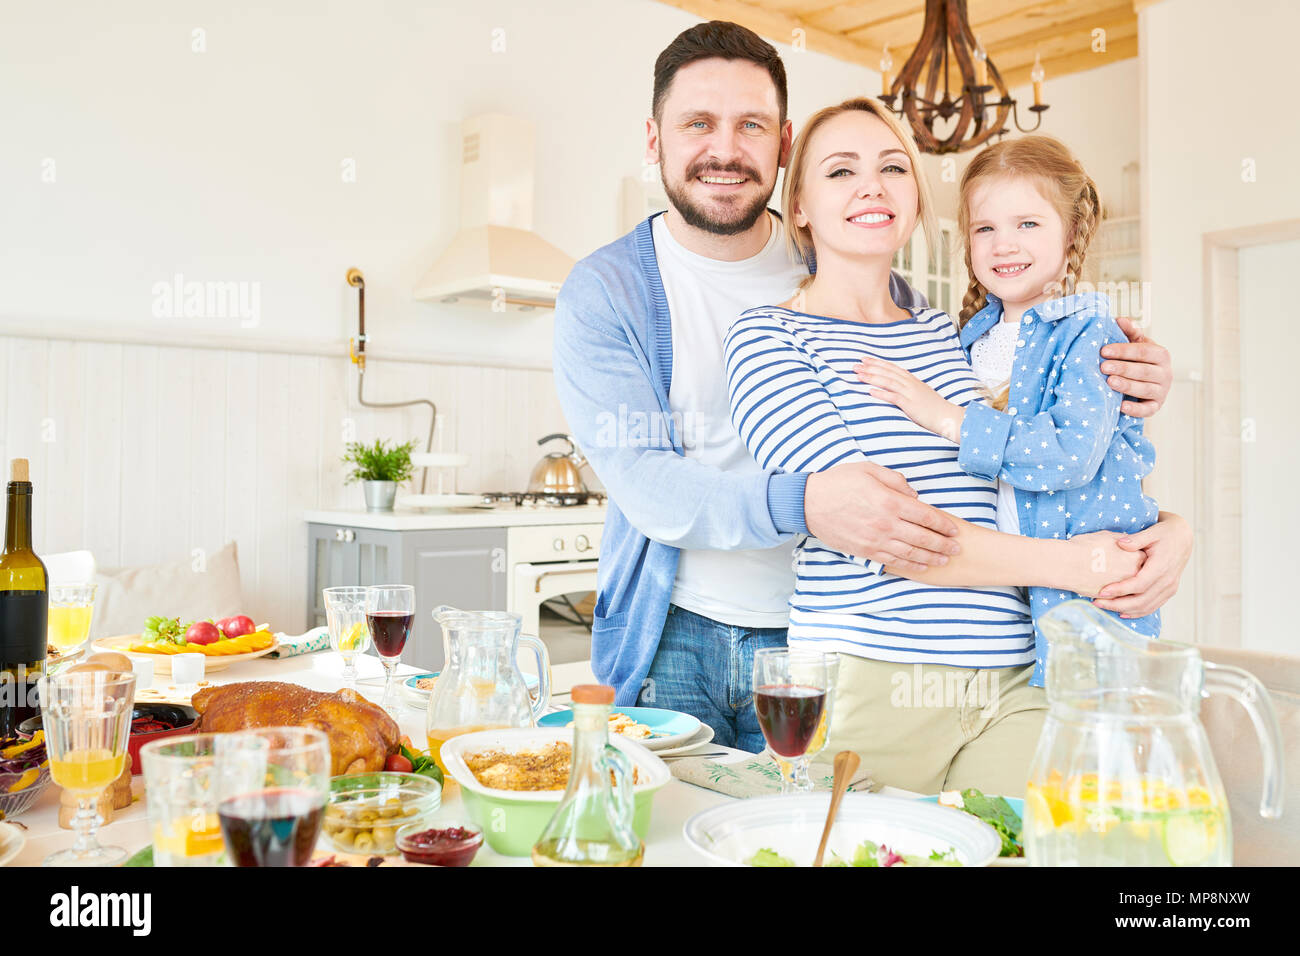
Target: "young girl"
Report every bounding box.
[854,136,1161,687]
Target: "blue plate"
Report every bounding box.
[538,705,700,750]
[404,671,538,690]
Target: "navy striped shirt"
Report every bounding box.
[724,304,1035,668]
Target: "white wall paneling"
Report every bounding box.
[1,334,570,633]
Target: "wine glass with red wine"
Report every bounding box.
[366,584,415,715]
[753,648,833,794]
[215,727,331,867]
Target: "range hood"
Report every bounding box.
[414,114,574,311]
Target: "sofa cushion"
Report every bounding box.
[90,541,244,641]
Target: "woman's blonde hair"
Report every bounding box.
[956,135,1102,409]
[781,97,939,288]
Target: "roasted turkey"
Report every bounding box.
[192,682,400,776]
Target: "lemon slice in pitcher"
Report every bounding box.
[1162,811,1220,866]
[338,622,367,651]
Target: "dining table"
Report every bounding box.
[8,647,918,867]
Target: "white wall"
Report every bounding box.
[1139,0,1300,645]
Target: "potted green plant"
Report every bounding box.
[342,438,417,512]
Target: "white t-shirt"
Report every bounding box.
[969,319,1022,536]
[653,212,809,627]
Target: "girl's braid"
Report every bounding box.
[1063,179,1100,295]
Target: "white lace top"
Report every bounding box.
[969,320,1023,535]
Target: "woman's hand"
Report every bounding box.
[1100,317,1173,418]
[854,357,964,442]
[1091,510,1193,617]
[1068,531,1145,598]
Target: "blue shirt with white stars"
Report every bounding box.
[957,291,1161,686]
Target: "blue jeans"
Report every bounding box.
[636,604,788,753]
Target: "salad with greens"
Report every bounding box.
[939,788,1023,857]
[748,841,961,867]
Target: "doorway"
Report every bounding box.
[1203,222,1300,651]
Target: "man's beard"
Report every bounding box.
[659,153,773,236]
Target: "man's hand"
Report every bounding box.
[1092,510,1193,617]
[1068,531,1146,598]
[853,358,964,442]
[1101,317,1173,418]
[804,462,960,573]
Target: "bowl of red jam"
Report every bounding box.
[396,822,483,867]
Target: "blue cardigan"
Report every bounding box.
[552,212,920,703]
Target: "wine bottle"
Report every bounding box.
[0,458,47,738]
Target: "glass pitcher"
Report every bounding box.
[1025,600,1284,866]
[424,607,551,775]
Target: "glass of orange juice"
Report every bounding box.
[37,669,136,866]
[47,583,96,658]
[140,734,243,867]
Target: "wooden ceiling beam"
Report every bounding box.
[974,3,1134,49]
[653,0,885,69]
[646,0,1145,88]
[991,17,1137,72]
[998,33,1138,88]
[969,0,1126,27]
[802,0,919,37]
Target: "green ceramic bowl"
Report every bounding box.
[440,728,670,857]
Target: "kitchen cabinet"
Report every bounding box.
[307,523,507,673]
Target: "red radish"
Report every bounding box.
[185,621,222,645]
[216,615,256,639]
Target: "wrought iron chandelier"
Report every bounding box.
[878,0,1048,155]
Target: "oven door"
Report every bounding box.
[511,560,599,639]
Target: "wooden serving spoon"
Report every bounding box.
[813,750,861,867]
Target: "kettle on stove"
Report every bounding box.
[527,434,588,495]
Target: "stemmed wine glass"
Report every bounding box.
[753,648,833,794]
[323,586,371,687]
[215,727,331,867]
[366,585,414,714]
[775,653,840,781]
[38,669,136,866]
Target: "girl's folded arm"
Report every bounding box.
[957,309,1127,493]
[884,516,1132,598]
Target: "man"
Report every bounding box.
[552,20,1185,751]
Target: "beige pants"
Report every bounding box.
[818,655,1047,797]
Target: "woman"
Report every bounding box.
[723,98,1154,796]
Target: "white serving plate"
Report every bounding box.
[397,494,489,510]
[683,792,1002,867]
[0,822,26,867]
[649,723,716,757]
[440,726,671,804]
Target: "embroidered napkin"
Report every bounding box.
[266,626,331,659]
[669,754,877,798]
